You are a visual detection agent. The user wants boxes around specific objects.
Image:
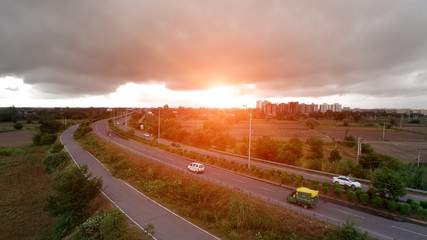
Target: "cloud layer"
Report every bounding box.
[1,0,427,106]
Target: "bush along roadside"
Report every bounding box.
[80,128,369,240]
[108,120,427,224]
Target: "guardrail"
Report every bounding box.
[208,149,427,195]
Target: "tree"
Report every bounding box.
[372,167,406,201]
[307,137,324,159]
[40,120,63,134]
[253,136,279,161]
[305,118,320,129]
[278,136,303,165]
[45,165,103,238]
[328,149,342,162]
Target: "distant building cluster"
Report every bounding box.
[256,100,342,116]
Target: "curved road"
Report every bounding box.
[99,119,427,240]
[60,125,220,240]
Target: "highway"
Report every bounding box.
[116,117,427,203]
[60,125,220,240]
[99,119,427,240]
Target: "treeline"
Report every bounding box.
[0,106,113,123]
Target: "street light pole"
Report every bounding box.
[248,109,252,169]
[357,138,363,165]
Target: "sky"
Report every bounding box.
[1,0,427,109]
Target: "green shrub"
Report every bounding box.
[311,179,320,186]
[281,175,290,184]
[43,152,69,173]
[332,216,368,240]
[322,186,329,193]
[360,193,369,205]
[296,175,304,181]
[410,201,420,211]
[386,200,398,212]
[419,208,427,216]
[332,183,340,190]
[372,197,383,209]
[366,188,376,198]
[406,198,414,204]
[420,200,427,209]
[51,143,64,153]
[302,180,308,187]
[343,184,350,192]
[399,203,411,215]
[347,190,355,201]
[334,187,342,197]
[13,122,23,130]
[72,210,130,240]
[33,132,57,146]
[322,181,330,187]
[355,189,364,198]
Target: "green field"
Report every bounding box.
[0,146,54,239]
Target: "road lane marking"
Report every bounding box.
[259,186,276,193]
[232,178,246,183]
[392,226,427,238]
[336,209,365,219]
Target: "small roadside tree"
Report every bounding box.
[372,167,406,201]
[307,137,324,159]
[328,149,342,162]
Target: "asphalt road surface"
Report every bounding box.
[60,125,220,240]
[103,119,427,240]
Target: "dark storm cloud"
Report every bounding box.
[1,0,427,100]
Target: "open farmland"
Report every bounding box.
[179,118,427,163]
[316,124,427,163]
[230,119,330,142]
[0,130,37,147]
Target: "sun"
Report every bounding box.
[201,86,233,108]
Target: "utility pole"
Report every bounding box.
[382,122,385,139]
[357,138,364,165]
[158,107,160,146]
[418,149,427,168]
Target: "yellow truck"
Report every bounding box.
[287,187,319,209]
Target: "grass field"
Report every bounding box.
[0,121,40,132]
[0,146,54,240]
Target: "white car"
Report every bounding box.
[143,133,150,137]
[188,162,205,174]
[332,176,361,188]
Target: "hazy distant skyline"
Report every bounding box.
[1,1,427,109]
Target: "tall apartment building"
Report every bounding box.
[257,100,341,116]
